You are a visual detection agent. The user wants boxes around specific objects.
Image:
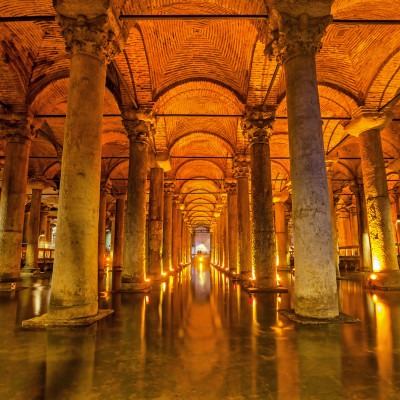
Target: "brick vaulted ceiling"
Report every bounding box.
[0,0,400,228]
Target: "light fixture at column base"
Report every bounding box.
[0,281,25,291]
[366,270,400,290]
[21,309,114,329]
[279,309,359,325]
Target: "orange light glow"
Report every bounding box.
[370,274,377,280]
[276,274,281,282]
[161,272,167,276]
[145,296,150,304]
[145,278,150,282]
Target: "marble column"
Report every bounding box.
[109,214,115,262]
[113,194,126,272]
[176,207,183,267]
[162,183,174,273]
[246,107,276,288]
[210,226,215,263]
[23,186,42,273]
[351,184,372,271]
[275,201,288,270]
[234,158,252,280]
[219,207,226,268]
[187,226,192,263]
[148,167,164,277]
[214,214,220,266]
[266,5,338,317]
[181,216,186,264]
[22,206,30,245]
[121,116,149,290]
[0,115,32,289]
[227,183,238,273]
[172,197,179,268]
[346,108,400,288]
[326,161,340,277]
[47,7,122,321]
[97,186,108,275]
[46,217,52,244]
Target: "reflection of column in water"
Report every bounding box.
[297,325,342,399]
[45,325,97,399]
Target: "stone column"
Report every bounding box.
[22,205,30,245]
[176,207,182,267]
[234,158,252,279]
[214,214,220,265]
[226,183,238,273]
[113,194,126,272]
[47,7,122,321]
[121,116,149,290]
[275,200,289,270]
[346,108,400,288]
[266,5,338,317]
[351,184,372,271]
[46,217,52,244]
[187,226,192,263]
[109,214,115,262]
[172,197,179,269]
[39,206,49,247]
[162,182,174,273]
[23,186,42,273]
[0,115,32,289]
[326,161,340,277]
[245,107,276,288]
[97,186,108,275]
[210,226,215,263]
[219,207,226,268]
[148,167,164,278]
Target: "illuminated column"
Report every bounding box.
[351,184,372,271]
[346,108,400,288]
[46,217,52,244]
[38,206,49,248]
[234,158,252,279]
[226,183,238,273]
[148,167,164,277]
[113,194,126,272]
[43,5,123,323]
[266,5,338,317]
[275,196,289,270]
[219,206,226,268]
[210,225,215,263]
[162,182,174,273]
[326,161,340,277]
[22,206,31,245]
[0,115,32,289]
[181,216,187,264]
[109,214,115,262]
[176,206,182,267]
[172,197,179,268]
[23,182,45,274]
[97,185,108,275]
[245,107,276,288]
[187,226,192,262]
[121,116,149,290]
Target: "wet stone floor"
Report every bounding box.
[1,259,400,400]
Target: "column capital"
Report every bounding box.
[243,105,275,145]
[344,107,393,137]
[27,178,53,191]
[122,117,150,145]
[55,11,123,63]
[225,181,237,195]
[233,156,250,179]
[164,181,175,195]
[265,10,332,63]
[100,181,112,195]
[172,195,181,207]
[0,113,34,142]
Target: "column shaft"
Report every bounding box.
[172,201,179,268]
[98,190,107,274]
[275,202,288,269]
[50,39,107,319]
[162,188,173,273]
[113,197,125,271]
[283,19,338,318]
[122,133,148,288]
[227,188,238,272]
[250,140,276,287]
[359,129,398,272]
[24,189,42,272]
[148,167,164,277]
[0,133,31,286]
[176,209,182,266]
[327,169,340,276]
[236,174,252,278]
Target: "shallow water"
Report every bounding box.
[1,260,400,399]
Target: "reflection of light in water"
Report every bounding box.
[162,282,166,293]
[372,294,393,390]
[199,263,203,283]
[32,284,43,316]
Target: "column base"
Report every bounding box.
[21,309,114,329]
[366,270,400,290]
[279,309,359,325]
[20,266,41,275]
[119,281,151,293]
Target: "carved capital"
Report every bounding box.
[265,12,332,63]
[122,118,149,144]
[164,182,175,195]
[226,182,237,195]
[56,13,122,63]
[344,107,393,137]
[234,157,250,179]
[0,113,33,142]
[243,106,275,145]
